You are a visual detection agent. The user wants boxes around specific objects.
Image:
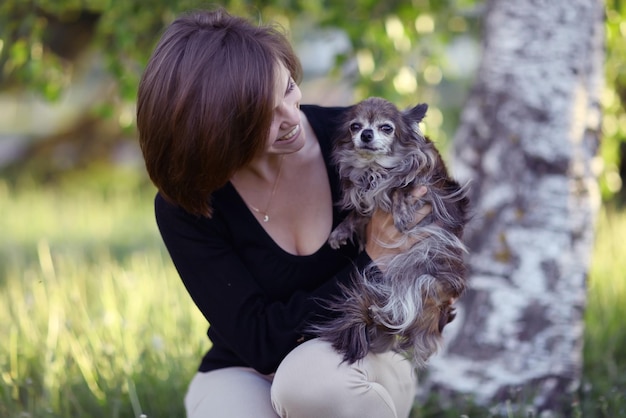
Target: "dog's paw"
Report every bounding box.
[328,236,347,249]
[328,240,342,250]
[328,229,351,249]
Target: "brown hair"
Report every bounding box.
[137,8,302,217]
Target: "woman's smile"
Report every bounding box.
[277,124,301,143]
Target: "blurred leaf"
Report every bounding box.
[0,0,623,202]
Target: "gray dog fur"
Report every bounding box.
[312,97,470,368]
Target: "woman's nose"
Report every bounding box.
[279,99,300,122]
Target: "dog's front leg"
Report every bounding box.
[328,211,368,250]
[391,189,428,232]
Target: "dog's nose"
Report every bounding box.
[361,129,374,143]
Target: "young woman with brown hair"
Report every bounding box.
[137,8,428,418]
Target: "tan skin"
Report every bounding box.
[231,62,431,261]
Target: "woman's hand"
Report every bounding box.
[365,186,431,263]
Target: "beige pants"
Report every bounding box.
[184,338,417,418]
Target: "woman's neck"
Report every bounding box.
[238,153,286,184]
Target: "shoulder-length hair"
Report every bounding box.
[137,8,302,217]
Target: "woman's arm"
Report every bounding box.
[155,194,370,374]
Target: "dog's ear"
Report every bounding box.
[404,103,428,123]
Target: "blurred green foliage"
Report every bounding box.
[601,0,626,202]
[0,0,624,200]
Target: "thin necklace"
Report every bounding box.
[247,155,285,222]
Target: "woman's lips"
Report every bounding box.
[277,124,300,142]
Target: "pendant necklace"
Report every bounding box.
[246,155,285,222]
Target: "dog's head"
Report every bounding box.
[343,97,428,160]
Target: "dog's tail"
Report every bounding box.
[309,270,396,364]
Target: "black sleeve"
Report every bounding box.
[155,194,371,374]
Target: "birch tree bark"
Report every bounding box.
[421,0,605,414]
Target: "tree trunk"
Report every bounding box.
[421,0,605,414]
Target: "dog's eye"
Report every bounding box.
[380,124,394,134]
[350,123,362,133]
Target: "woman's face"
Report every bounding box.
[265,62,304,155]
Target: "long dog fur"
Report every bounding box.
[312,97,470,367]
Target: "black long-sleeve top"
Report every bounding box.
[154,105,371,375]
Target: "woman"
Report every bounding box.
[137,8,428,418]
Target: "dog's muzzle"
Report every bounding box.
[361,129,374,143]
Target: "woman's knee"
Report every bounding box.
[271,339,414,418]
[271,340,348,412]
[185,368,276,418]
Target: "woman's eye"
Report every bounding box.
[286,78,296,94]
[380,124,393,134]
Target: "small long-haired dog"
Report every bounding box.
[313,97,470,367]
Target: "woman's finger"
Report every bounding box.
[412,185,428,198]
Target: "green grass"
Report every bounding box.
[1,167,624,417]
[579,207,626,417]
[0,168,209,418]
